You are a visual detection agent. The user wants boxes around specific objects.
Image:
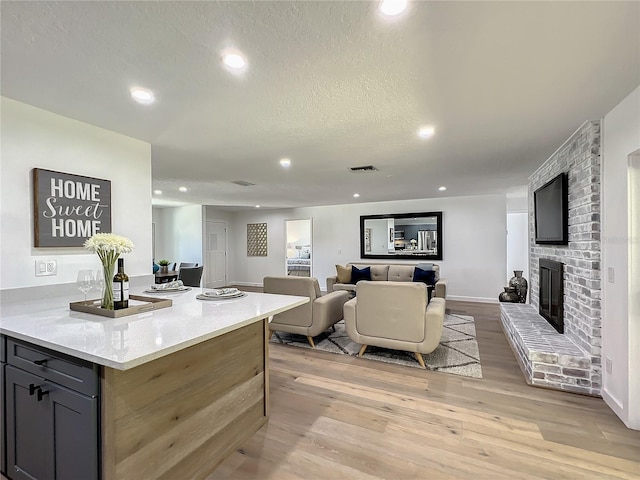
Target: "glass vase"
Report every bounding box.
[101,260,116,310]
[499,286,519,303]
[509,270,528,303]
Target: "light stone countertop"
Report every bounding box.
[0,287,308,370]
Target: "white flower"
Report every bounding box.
[84,233,134,265]
[84,233,134,254]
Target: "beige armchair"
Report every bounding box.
[344,281,446,368]
[263,276,350,348]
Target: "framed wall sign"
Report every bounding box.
[33,168,112,247]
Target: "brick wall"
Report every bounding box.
[501,120,602,395]
[529,120,601,357]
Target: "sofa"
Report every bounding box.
[344,281,446,368]
[326,262,447,299]
[263,276,350,347]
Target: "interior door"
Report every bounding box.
[205,221,227,288]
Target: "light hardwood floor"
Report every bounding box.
[2,299,637,480]
[208,296,640,480]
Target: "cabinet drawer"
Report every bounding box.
[7,338,99,396]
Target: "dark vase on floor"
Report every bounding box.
[509,270,528,303]
[499,286,520,303]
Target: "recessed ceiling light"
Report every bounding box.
[353,193,360,198]
[179,186,188,192]
[255,205,261,208]
[153,190,162,195]
[439,186,447,191]
[279,158,291,168]
[130,87,155,105]
[418,125,435,139]
[222,52,247,70]
[379,0,407,16]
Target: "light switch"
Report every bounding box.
[608,267,615,283]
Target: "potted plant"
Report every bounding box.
[158,259,170,273]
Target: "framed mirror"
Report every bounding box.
[360,211,442,260]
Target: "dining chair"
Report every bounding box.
[179,262,198,268]
[178,266,204,287]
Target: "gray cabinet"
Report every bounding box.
[2,337,99,480]
[1,335,6,476]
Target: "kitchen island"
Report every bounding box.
[0,288,308,480]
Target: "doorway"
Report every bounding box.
[285,219,312,277]
[205,221,227,288]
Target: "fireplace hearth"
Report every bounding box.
[539,259,564,333]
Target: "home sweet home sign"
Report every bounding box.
[33,168,112,247]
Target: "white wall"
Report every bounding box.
[152,206,204,267]
[601,86,640,430]
[229,194,507,301]
[506,213,529,288]
[369,218,391,254]
[0,98,152,289]
[506,190,529,286]
[285,219,311,248]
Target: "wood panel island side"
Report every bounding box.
[0,289,308,480]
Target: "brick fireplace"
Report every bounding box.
[500,120,602,396]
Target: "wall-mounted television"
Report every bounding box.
[534,172,568,245]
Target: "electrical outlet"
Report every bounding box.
[605,357,612,374]
[338,249,342,254]
[35,259,57,277]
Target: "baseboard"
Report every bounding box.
[227,289,503,304]
[448,295,499,304]
[230,281,263,288]
[601,387,636,429]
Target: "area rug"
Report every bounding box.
[270,313,483,379]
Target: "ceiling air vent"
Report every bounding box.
[349,165,379,173]
[231,180,255,187]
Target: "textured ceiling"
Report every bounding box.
[2,1,639,209]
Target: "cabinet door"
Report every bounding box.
[5,365,99,480]
[1,336,5,475]
[50,380,99,480]
[1,361,6,476]
[5,365,52,480]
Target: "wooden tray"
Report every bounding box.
[69,295,172,318]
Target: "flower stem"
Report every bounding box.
[101,258,116,310]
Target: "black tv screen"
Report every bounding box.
[534,173,568,245]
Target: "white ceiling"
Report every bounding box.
[2,1,638,210]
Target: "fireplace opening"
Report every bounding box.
[539,259,564,333]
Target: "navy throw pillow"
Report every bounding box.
[351,265,371,283]
[414,267,436,303]
[413,267,436,286]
